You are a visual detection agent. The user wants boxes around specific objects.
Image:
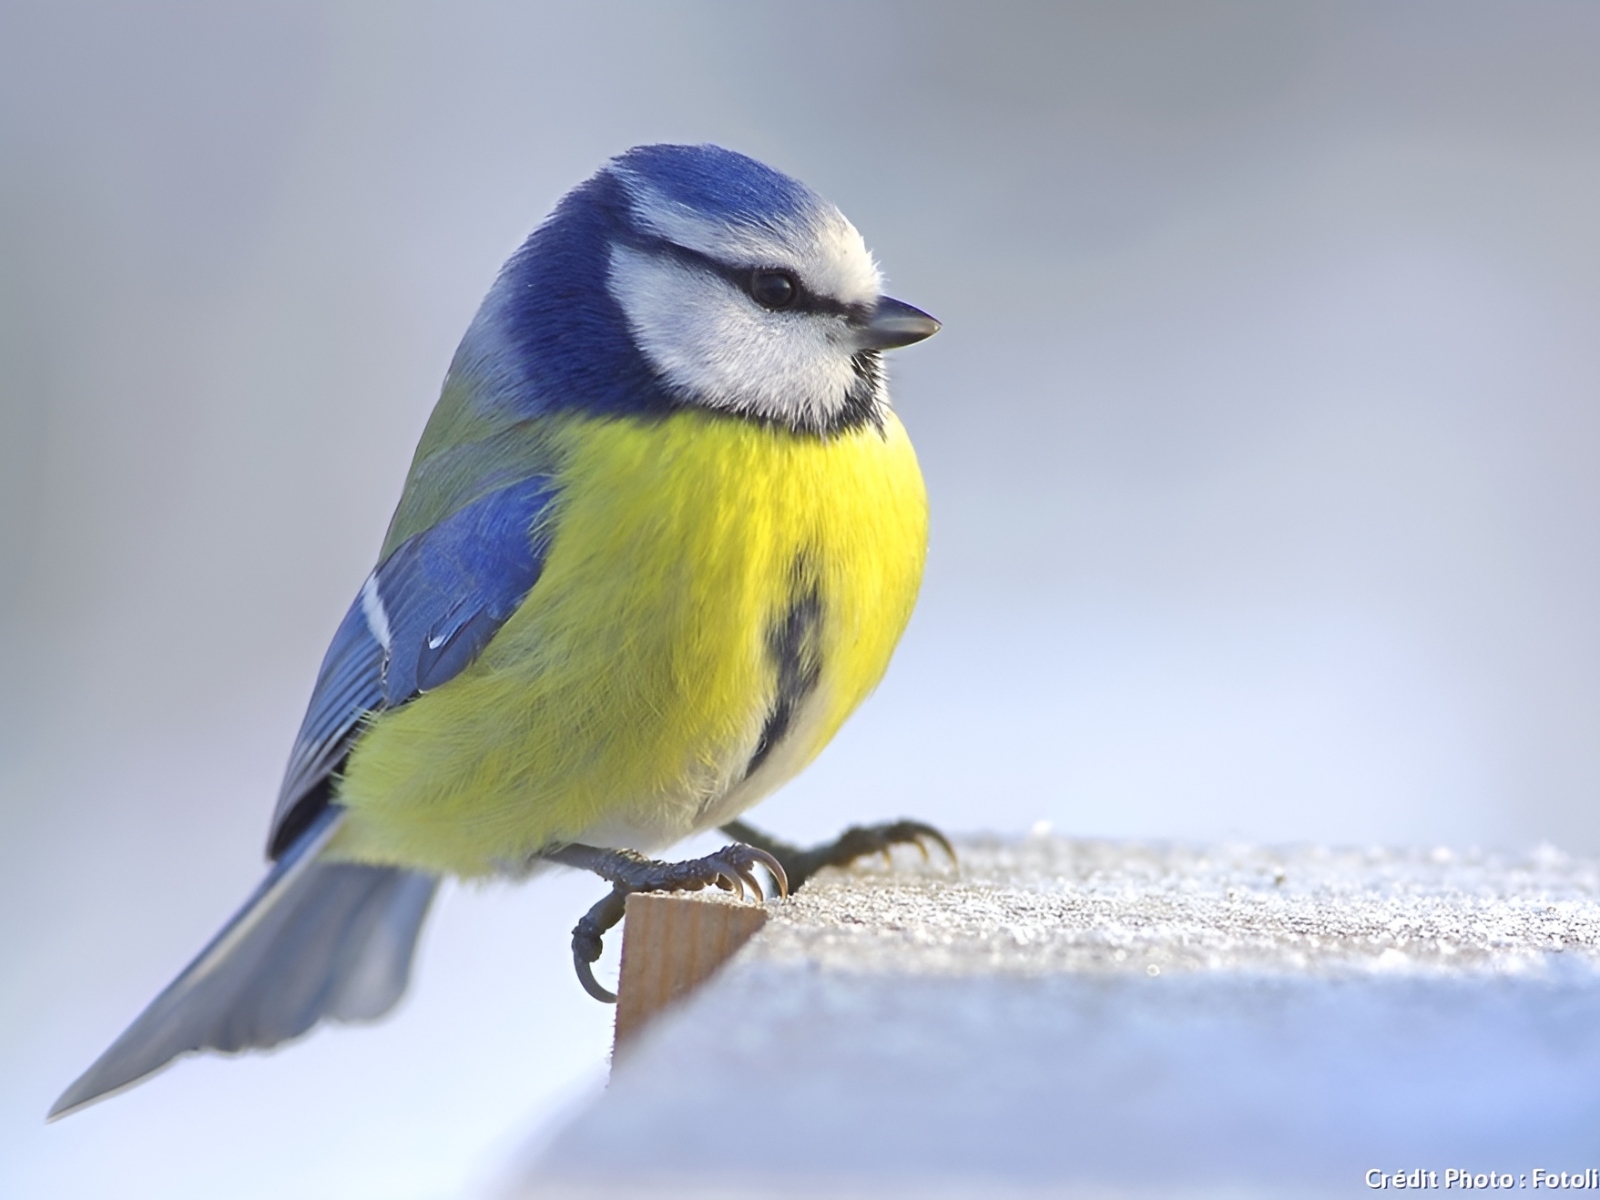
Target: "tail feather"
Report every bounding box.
[50,809,439,1119]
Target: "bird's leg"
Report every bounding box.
[546,842,788,1003]
[718,818,956,892]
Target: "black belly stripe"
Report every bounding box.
[745,567,824,779]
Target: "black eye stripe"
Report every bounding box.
[620,232,868,321]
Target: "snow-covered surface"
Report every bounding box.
[514,836,1600,1198]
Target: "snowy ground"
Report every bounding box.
[517,835,1600,1198]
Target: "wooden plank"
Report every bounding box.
[612,892,768,1054]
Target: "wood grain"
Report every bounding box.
[612,892,768,1053]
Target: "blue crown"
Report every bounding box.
[610,143,823,229]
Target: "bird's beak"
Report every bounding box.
[856,296,941,350]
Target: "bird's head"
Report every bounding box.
[458,144,939,436]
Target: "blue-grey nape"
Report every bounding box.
[463,167,671,424]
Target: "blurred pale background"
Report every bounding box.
[3,2,1599,1196]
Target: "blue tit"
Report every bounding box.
[52,143,942,1119]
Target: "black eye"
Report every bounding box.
[749,269,797,310]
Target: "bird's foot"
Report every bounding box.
[719,818,956,892]
[546,842,788,1003]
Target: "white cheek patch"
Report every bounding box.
[615,171,881,308]
[609,243,865,430]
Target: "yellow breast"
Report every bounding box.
[331,409,927,876]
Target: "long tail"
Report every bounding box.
[49,808,438,1119]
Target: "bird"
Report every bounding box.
[51,143,946,1119]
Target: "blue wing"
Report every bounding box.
[267,475,558,857]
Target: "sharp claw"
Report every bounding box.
[901,821,956,864]
[734,865,763,899]
[574,951,618,1004]
[747,847,789,898]
[715,866,746,898]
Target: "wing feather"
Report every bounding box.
[267,475,558,857]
